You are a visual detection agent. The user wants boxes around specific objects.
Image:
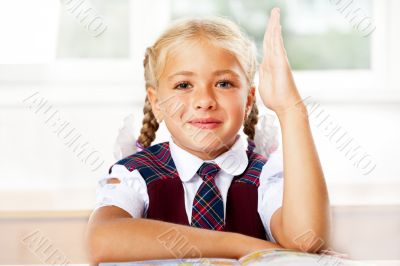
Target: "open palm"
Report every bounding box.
[258,8,302,116]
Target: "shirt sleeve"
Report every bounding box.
[257,150,284,243]
[94,164,149,218]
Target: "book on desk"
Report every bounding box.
[100,248,379,266]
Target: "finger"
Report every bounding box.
[275,10,287,57]
[262,10,273,55]
[277,25,288,58]
[271,8,281,55]
[269,8,280,53]
[273,26,282,56]
[262,8,279,64]
[274,23,289,65]
[272,10,288,64]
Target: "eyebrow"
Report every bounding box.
[167,71,195,81]
[167,69,241,81]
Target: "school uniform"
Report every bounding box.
[95,134,283,242]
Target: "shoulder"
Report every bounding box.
[96,165,149,218]
[259,149,283,185]
[109,141,170,173]
[108,141,178,185]
[248,150,268,168]
[232,149,268,186]
[261,149,283,176]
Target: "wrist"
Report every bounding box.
[219,232,249,259]
[227,233,281,259]
[275,101,309,123]
[225,232,247,259]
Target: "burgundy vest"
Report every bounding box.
[112,139,270,241]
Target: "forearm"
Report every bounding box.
[277,104,330,249]
[87,217,280,263]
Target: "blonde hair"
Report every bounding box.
[138,16,259,148]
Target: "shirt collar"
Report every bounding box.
[169,134,249,182]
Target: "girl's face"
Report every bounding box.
[147,40,255,160]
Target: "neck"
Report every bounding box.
[171,135,238,161]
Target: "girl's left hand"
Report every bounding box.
[258,8,303,116]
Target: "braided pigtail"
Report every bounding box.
[137,96,159,148]
[137,48,160,149]
[243,103,259,141]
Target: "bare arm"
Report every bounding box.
[86,206,282,264]
[258,8,330,252]
[271,107,330,252]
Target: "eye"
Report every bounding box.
[216,79,234,88]
[174,81,192,90]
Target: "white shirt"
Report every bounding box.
[95,134,284,242]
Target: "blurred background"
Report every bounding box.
[0,0,399,263]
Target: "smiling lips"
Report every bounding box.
[188,118,222,129]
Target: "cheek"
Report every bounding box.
[160,93,189,121]
[220,93,246,120]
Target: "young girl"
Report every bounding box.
[87,7,330,263]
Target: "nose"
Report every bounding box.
[193,86,217,111]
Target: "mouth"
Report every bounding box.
[187,118,223,129]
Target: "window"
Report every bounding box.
[0,0,398,210]
[171,0,373,70]
[170,0,384,97]
[56,0,130,58]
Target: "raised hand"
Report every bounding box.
[258,8,303,116]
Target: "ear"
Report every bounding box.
[146,86,162,123]
[246,86,256,113]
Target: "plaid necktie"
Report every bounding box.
[191,162,225,231]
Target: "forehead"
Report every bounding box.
[161,40,245,78]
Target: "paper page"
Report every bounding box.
[238,249,379,266]
[100,257,239,266]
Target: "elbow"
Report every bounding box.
[85,226,112,265]
[281,228,330,254]
[289,239,329,254]
[297,232,330,254]
[282,215,331,254]
[85,221,144,264]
